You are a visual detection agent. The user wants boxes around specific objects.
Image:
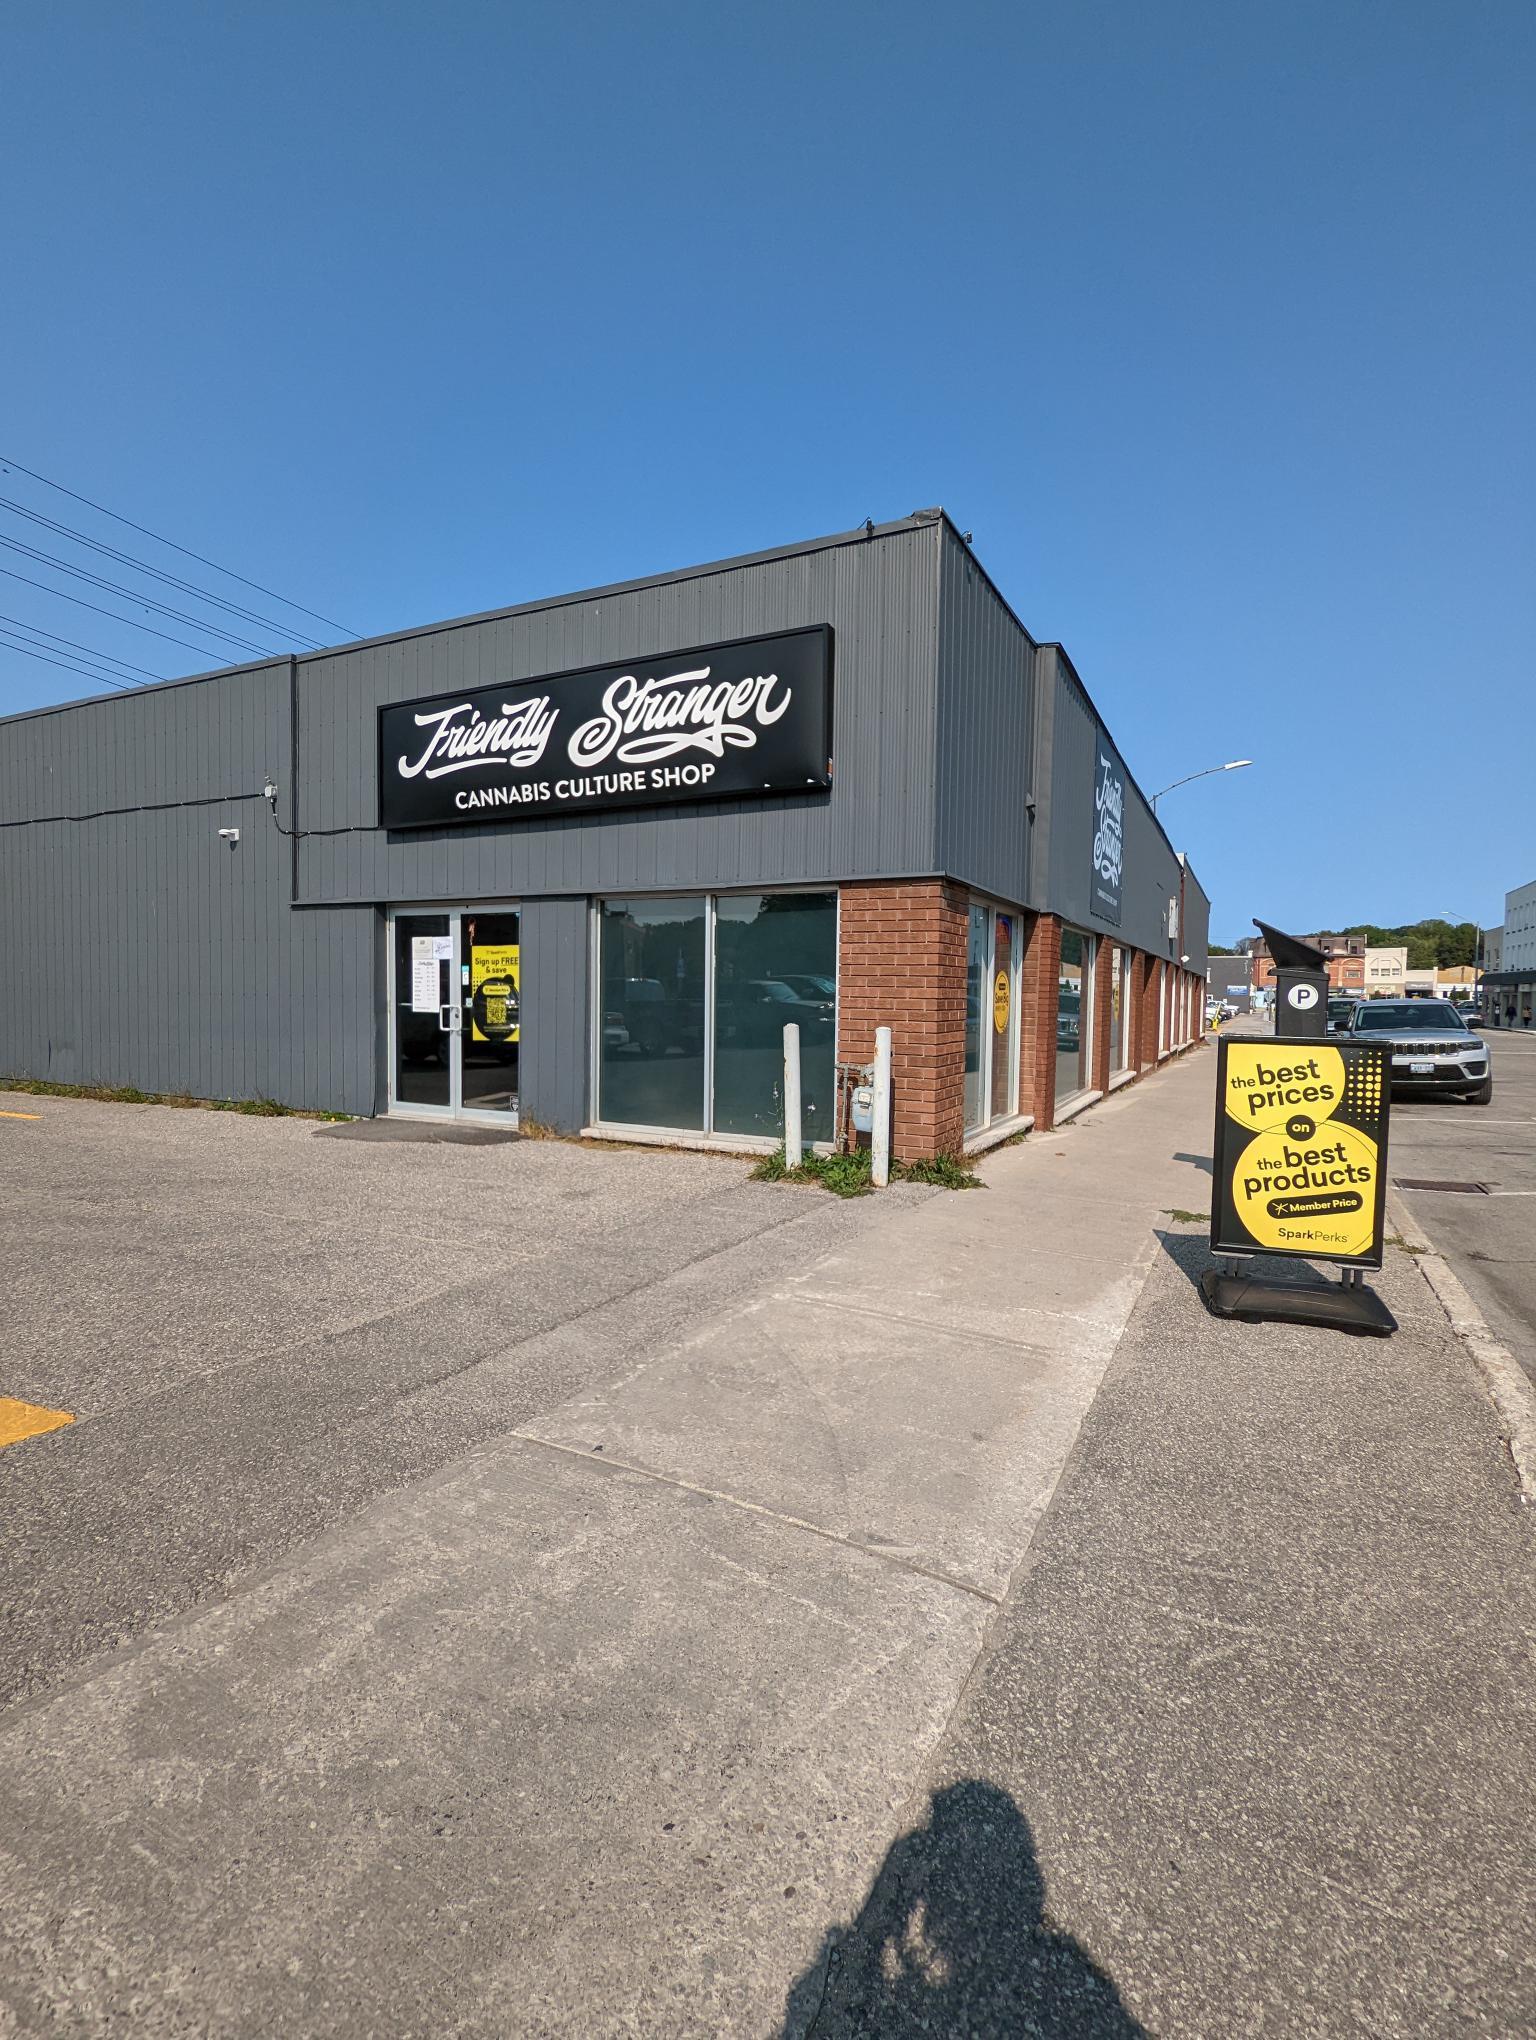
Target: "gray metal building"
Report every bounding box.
[0,510,1210,1153]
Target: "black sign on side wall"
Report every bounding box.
[1091,733,1124,925]
[378,625,833,831]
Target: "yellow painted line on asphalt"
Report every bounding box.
[0,1398,75,1448]
[0,1108,42,1120]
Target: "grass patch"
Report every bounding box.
[1163,1208,1211,1225]
[1385,1232,1428,1257]
[751,1148,982,1196]
[0,1076,350,1122]
[895,1153,983,1190]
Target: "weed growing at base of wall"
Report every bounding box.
[751,1148,982,1196]
[0,1078,350,1122]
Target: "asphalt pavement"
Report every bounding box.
[2,1051,1532,2036]
[1388,1027,1536,1386]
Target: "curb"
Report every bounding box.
[1386,1187,1536,1506]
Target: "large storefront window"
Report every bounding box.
[1110,944,1130,1073]
[964,905,989,1130]
[964,902,1020,1133]
[598,897,708,1130]
[597,893,836,1140]
[714,894,837,1139]
[1055,928,1093,1106]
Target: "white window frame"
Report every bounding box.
[587,887,841,1150]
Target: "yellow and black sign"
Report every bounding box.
[1210,1037,1388,1268]
[470,944,520,1043]
[993,969,1011,1035]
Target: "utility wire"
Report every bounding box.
[0,533,276,657]
[0,451,359,638]
[0,612,164,682]
[0,628,135,692]
[0,618,144,689]
[0,495,325,650]
[0,563,250,663]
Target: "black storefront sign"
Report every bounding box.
[378,625,833,831]
[1091,732,1124,925]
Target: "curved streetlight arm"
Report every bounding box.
[1150,760,1253,812]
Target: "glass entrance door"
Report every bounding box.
[388,905,521,1122]
[459,908,520,1117]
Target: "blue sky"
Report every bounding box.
[3,0,1530,940]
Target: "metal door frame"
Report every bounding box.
[386,902,522,1124]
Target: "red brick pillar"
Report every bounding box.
[1019,912,1062,1131]
[1137,956,1160,1072]
[1090,934,1114,1094]
[838,880,967,1162]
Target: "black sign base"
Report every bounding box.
[1199,1265,1397,1337]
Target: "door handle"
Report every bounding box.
[439,1003,462,1032]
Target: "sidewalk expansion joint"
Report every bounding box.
[788,1290,1117,1355]
[506,1429,1003,1606]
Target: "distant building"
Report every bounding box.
[1483,881,1536,1027]
[1364,946,1407,995]
[1249,931,1364,995]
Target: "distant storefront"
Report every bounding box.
[0,512,1210,1156]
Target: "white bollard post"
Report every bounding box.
[783,1022,803,1169]
[872,1025,892,1187]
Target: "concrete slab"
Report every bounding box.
[0,1440,984,2040]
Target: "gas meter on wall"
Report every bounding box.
[850,1083,875,1134]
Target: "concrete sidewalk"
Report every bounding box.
[3,1042,1533,2036]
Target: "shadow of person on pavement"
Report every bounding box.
[782,1780,1146,2037]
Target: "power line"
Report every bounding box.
[0,495,325,650]
[0,563,248,663]
[0,451,359,638]
[0,533,276,657]
[0,628,134,693]
[0,611,164,682]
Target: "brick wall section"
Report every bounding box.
[1019,912,1062,1131]
[1090,933,1114,1093]
[838,880,968,1160]
[1135,953,1159,1071]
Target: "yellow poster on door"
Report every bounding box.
[470,944,520,1042]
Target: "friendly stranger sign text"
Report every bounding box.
[378,625,833,830]
[1210,1037,1389,1268]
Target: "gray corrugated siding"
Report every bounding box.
[0,664,377,1114]
[933,525,1036,907]
[1182,862,1212,979]
[520,896,590,1131]
[0,515,1208,1120]
[1046,652,1184,959]
[293,524,942,905]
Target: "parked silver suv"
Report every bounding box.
[1347,999,1492,1104]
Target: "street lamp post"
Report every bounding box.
[1150,760,1253,814]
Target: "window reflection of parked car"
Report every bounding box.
[724,979,835,1047]
[1057,988,1081,1055]
[777,974,836,1004]
[618,977,705,1057]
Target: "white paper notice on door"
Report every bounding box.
[410,936,440,1014]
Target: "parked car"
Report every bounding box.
[721,978,835,1047]
[776,973,837,1004]
[1326,996,1358,1035]
[615,977,705,1058]
[1346,998,1492,1104]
